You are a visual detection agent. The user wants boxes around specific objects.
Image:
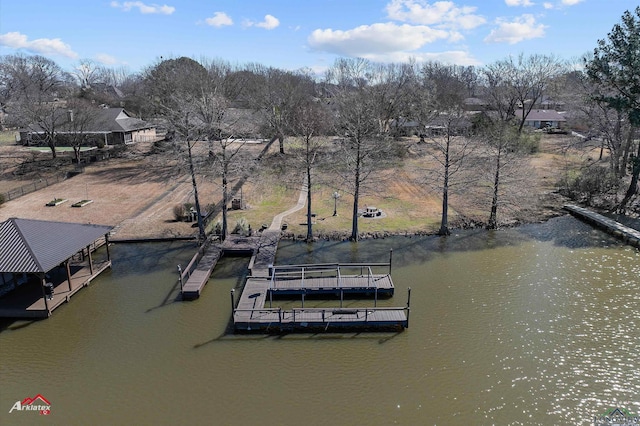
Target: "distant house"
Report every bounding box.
[463,97,490,112]
[517,109,567,129]
[90,107,157,144]
[19,107,157,146]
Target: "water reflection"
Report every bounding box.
[1,216,639,425]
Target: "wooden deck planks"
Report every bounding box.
[0,260,112,318]
[181,246,222,299]
[233,265,407,332]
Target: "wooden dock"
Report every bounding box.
[232,262,409,333]
[180,245,222,300]
[564,204,640,248]
[0,260,111,318]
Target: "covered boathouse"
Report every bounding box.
[0,218,113,318]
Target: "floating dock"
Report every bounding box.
[232,262,410,333]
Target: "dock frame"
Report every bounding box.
[232,260,410,333]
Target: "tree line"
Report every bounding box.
[1,6,639,242]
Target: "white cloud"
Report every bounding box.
[0,31,78,59]
[505,0,534,6]
[205,12,233,27]
[95,53,119,65]
[245,14,280,30]
[369,50,482,65]
[308,22,450,57]
[110,1,175,15]
[541,0,583,8]
[484,14,546,44]
[385,0,486,30]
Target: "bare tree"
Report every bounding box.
[244,64,315,154]
[287,98,331,241]
[0,54,75,158]
[63,98,101,164]
[144,57,248,242]
[325,58,400,241]
[483,54,564,133]
[414,63,479,235]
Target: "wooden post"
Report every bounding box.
[66,260,72,291]
[40,275,50,314]
[230,289,235,313]
[406,287,411,327]
[105,234,111,261]
[87,245,93,275]
[301,290,305,308]
[389,249,393,274]
[177,265,183,291]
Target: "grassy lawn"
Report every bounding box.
[0,130,18,146]
[27,146,97,152]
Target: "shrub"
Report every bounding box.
[559,166,618,205]
[232,218,249,235]
[173,204,185,221]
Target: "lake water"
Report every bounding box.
[1,215,639,425]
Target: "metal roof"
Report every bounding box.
[0,218,112,274]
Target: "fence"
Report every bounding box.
[2,174,68,202]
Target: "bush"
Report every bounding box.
[232,218,249,235]
[173,204,186,221]
[559,166,618,205]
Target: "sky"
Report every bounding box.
[0,0,637,75]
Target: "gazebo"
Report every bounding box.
[0,218,113,318]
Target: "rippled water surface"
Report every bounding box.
[1,216,639,425]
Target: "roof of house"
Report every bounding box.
[0,218,112,273]
[24,107,153,134]
[519,109,567,122]
[92,108,153,133]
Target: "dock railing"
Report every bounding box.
[268,262,390,291]
[233,305,409,329]
[178,238,212,284]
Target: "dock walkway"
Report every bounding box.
[564,204,640,248]
[180,245,222,299]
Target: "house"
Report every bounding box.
[463,97,490,112]
[19,107,157,147]
[517,109,567,129]
[0,218,113,318]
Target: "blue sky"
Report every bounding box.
[0,0,637,74]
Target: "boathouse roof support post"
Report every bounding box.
[39,274,50,315]
[105,234,111,261]
[65,260,72,292]
[86,245,93,276]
